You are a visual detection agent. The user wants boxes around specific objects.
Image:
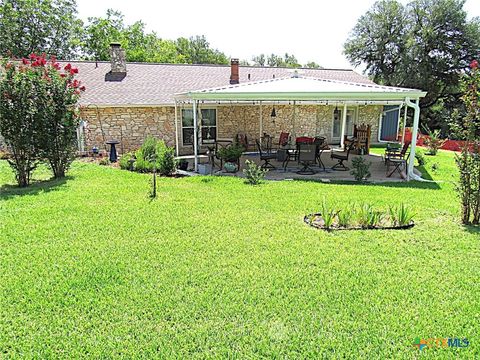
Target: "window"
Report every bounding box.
[181,108,217,145]
[200,109,217,143]
[181,109,194,145]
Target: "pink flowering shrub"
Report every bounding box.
[0,54,85,186]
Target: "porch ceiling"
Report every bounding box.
[175,76,427,102]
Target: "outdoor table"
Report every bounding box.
[106,140,120,162]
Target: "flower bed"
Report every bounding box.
[304,203,415,231]
[304,213,414,231]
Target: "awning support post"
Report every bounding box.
[340,103,347,148]
[174,100,179,157]
[193,100,199,172]
[405,97,420,180]
[259,101,263,139]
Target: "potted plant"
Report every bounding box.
[217,144,244,172]
[178,159,189,171]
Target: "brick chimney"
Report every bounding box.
[105,42,127,82]
[229,58,239,85]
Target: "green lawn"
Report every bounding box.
[0,150,478,358]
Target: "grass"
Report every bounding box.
[0,151,478,358]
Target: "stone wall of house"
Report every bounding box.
[358,105,382,143]
[80,106,177,154]
[79,104,383,155]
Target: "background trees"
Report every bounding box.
[344,0,480,132]
[0,0,83,59]
[0,1,323,67]
[251,53,321,68]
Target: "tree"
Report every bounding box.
[344,0,480,131]
[252,54,266,66]
[252,53,317,68]
[175,36,228,65]
[37,59,86,178]
[344,0,407,84]
[82,9,125,61]
[304,61,323,69]
[83,12,226,64]
[0,59,42,186]
[0,54,85,186]
[453,60,480,225]
[0,0,83,59]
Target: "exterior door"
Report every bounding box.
[332,108,355,143]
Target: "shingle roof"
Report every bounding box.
[64,61,376,106]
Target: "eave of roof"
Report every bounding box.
[176,76,427,102]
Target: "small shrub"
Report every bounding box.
[422,125,446,155]
[350,156,371,182]
[243,160,268,185]
[156,141,177,176]
[133,137,177,175]
[98,158,110,166]
[140,136,157,161]
[415,149,427,166]
[217,144,244,163]
[119,152,135,171]
[389,204,415,226]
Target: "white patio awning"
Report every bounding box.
[175,76,427,102]
[175,75,427,181]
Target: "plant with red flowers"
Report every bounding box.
[453,59,480,225]
[0,54,85,186]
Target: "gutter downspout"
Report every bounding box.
[405,97,422,181]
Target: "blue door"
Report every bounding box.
[380,106,400,141]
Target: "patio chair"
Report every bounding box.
[236,133,252,151]
[344,124,371,154]
[256,139,276,170]
[331,142,355,171]
[260,134,273,153]
[296,143,317,175]
[385,141,410,163]
[278,132,290,147]
[386,158,407,179]
[214,139,233,170]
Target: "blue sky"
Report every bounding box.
[77,0,480,69]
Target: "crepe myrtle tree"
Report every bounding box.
[0,54,85,186]
[452,59,480,225]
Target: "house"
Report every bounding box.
[75,43,425,177]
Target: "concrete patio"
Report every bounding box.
[195,150,413,182]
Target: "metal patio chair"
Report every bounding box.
[296,143,317,175]
[331,142,355,171]
[256,139,276,170]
